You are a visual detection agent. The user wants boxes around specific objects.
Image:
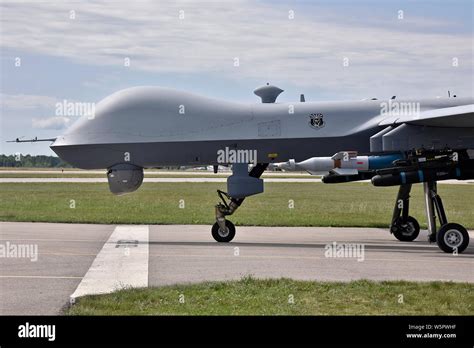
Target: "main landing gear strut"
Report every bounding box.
[391,181,470,253]
[211,163,268,242]
[390,184,420,242]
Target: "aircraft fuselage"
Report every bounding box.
[50,86,473,169]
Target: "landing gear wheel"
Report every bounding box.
[212,220,236,243]
[391,216,420,242]
[436,223,469,254]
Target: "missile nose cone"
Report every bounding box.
[271,159,296,171]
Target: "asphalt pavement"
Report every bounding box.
[1,222,472,315]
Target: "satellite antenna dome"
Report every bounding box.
[254,83,284,103]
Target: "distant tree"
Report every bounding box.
[0,154,73,168]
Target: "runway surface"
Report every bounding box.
[0,177,324,183]
[1,177,473,184]
[1,222,473,315]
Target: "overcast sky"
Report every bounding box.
[1,0,473,155]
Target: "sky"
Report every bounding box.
[1,0,473,155]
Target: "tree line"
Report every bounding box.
[0,154,73,168]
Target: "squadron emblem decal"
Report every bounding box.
[308,113,325,129]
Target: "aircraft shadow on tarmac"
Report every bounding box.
[146,241,474,255]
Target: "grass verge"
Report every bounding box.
[0,182,473,228]
[66,277,474,315]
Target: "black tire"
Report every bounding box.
[391,216,420,242]
[211,220,236,243]
[436,223,469,254]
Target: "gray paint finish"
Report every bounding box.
[50,86,474,169]
[51,130,378,169]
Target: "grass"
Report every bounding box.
[0,182,473,228]
[0,173,314,179]
[0,173,227,178]
[66,277,474,315]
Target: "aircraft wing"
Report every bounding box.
[379,104,474,127]
[6,137,57,143]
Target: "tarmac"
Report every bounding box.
[1,177,473,183]
[1,222,473,315]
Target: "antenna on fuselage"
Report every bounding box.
[253,83,284,103]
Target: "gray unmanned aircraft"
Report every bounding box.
[11,84,474,253]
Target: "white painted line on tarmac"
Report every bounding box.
[70,225,149,299]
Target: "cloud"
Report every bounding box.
[1,93,58,110]
[32,116,71,130]
[0,0,472,98]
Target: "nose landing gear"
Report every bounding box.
[212,190,241,243]
[211,163,268,243]
[212,218,236,243]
